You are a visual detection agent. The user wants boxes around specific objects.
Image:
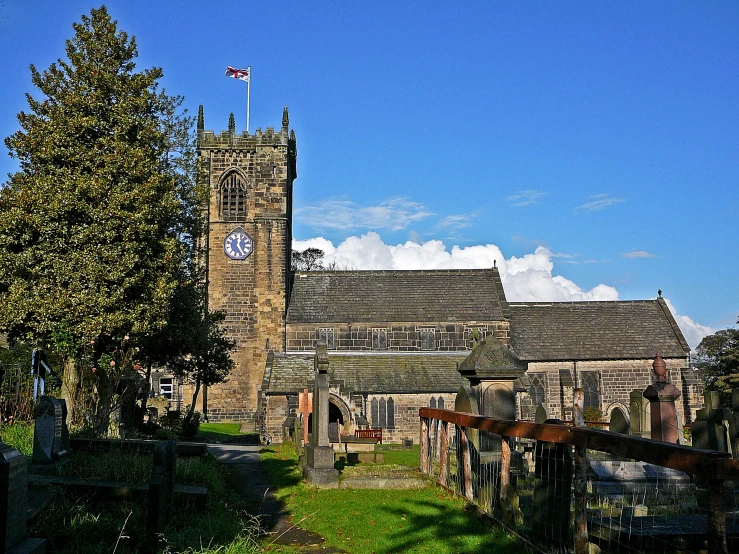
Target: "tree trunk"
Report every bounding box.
[60,357,80,427]
[184,377,201,426]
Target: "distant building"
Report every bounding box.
[190,108,700,443]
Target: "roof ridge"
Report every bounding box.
[508,300,658,307]
[293,268,496,275]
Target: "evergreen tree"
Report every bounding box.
[0,6,197,428]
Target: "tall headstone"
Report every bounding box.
[302,344,339,487]
[629,389,650,438]
[147,440,176,547]
[297,388,312,446]
[32,396,70,464]
[0,440,45,553]
[642,354,681,444]
[692,390,728,452]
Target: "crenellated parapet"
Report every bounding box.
[197,105,293,149]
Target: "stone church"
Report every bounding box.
[185,107,701,444]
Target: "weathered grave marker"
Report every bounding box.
[691,390,728,452]
[302,344,339,487]
[643,353,681,444]
[629,389,650,438]
[147,440,176,547]
[0,440,45,553]
[32,395,69,464]
[297,388,312,446]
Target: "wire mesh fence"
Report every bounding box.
[419,409,739,554]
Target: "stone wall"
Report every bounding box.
[286,321,510,351]
[520,356,698,425]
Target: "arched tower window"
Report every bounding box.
[219,171,247,220]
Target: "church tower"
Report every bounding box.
[197,107,296,421]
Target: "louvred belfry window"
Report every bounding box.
[220,172,247,220]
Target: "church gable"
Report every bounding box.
[508,298,690,361]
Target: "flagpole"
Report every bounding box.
[246,66,251,133]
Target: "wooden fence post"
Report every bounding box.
[438,421,449,486]
[573,388,589,554]
[420,417,429,474]
[460,427,473,502]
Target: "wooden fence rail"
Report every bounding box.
[419,407,739,554]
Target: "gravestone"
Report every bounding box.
[0,440,45,553]
[691,390,728,452]
[629,389,650,438]
[609,407,630,435]
[642,354,681,444]
[147,440,176,546]
[297,388,312,446]
[533,418,572,545]
[302,344,339,487]
[32,396,69,464]
[534,404,548,424]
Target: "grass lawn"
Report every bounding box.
[192,422,255,443]
[261,443,522,554]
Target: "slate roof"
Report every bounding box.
[508,299,690,361]
[264,352,468,395]
[287,268,508,323]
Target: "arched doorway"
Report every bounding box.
[306,395,351,442]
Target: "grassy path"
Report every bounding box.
[261,443,523,553]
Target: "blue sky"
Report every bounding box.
[1,1,737,347]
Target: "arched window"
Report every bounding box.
[430,397,437,409]
[581,371,600,409]
[371,398,379,428]
[387,398,395,429]
[528,374,546,406]
[220,171,247,220]
[379,398,387,428]
[437,397,445,410]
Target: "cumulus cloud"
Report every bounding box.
[623,250,657,259]
[293,233,618,301]
[662,298,714,350]
[575,193,627,213]
[295,197,433,232]
[504,189,547,207]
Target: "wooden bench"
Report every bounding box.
[354,428,382,444]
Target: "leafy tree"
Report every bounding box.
[291,248,325,271]
[694,324,739,404]
[0,6,196,429]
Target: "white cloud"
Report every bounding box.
[437,212,478,230]
[293,234,617,301]
[295,197,433,232]
[623,250,658,259]
[504,189,547,207]
[575,193,627,213]
[663,298,715,350]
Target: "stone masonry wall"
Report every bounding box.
[286,321,510,351]
[522,357,696,425]
[191,121,295,422]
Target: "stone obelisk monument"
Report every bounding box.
[302,343,339,487]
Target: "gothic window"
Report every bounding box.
[379,398,387,427]
[219,171,247,220]
[419,328,436,350]
[430,397,437,409]
[387,398,395,428]
[437,397,445,410]
[317,328,334,349]
[528,374,546,406]
[371,397,394,428]
[581,371,601,410]
[371,398,379,427]
[372,328,387,350]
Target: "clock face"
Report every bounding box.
[224,227,253,260]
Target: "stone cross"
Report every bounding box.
[297,388,313,445]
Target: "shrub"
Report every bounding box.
[0,421,34,457]
[181,411,201,438]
